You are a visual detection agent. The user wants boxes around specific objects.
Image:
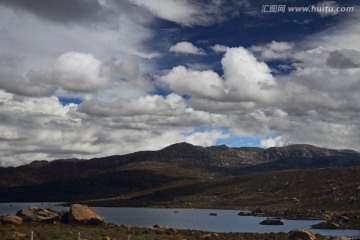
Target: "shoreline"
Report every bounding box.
[1,202,360,231]
[1,204,359,239]
[0,222,336,240]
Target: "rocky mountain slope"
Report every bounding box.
[85,166,360,211]
[0,142,360,203]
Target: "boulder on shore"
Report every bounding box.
[0,215,23,225]
[16,206,61,223]
[68,204,104,225]
[288,228,317,240]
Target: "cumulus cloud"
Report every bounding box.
[160,46,277,103]
[52,52,109,93]
[169,42,206,55]
[221,47,277,102]
[158,66,224,100]
[0,54,57,97]
[0,52,120,97]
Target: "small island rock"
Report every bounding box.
[260,218,284,225]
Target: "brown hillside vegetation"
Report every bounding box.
[82,166,360,212]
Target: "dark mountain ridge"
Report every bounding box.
[1,142,360,203]
[2,143,360,183]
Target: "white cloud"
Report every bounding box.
[249,15,360,151]
[0,54,57,97]
[169,41,206,55]
[211,44,228,53]
[0,0,158,100]
[289,48,360,110]
[260,136,288,148]
[103,57,154,92]
[129,0,247,27]
[0,51,150,97]
[159,31,360,153]
[250,41,295,60]
[129,0,198,27]
[158,66,224,100]
[305,14,360,52]
[78,94,187,118]
[0,90,230,166]
[0,3,155,66]
[52,52,109,93]
[185,130,230,147]
[160,46,277,103]
[221,47,277,102]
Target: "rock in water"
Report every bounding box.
[259,218,284,225]
[288,228,317,240]
[68,204,104,225]
[312,220,341,229]
[0,215,23,225]
[16,206,61,223]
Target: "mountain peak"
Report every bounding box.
[206,144,229,151]
[161,142,201,151]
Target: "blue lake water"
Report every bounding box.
[1,203,360,237]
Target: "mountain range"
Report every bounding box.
[1,142,360,209]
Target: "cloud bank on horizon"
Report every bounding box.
[0,0,360,166]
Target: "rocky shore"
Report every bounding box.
[238,208,360,230]
[0,204,357,240]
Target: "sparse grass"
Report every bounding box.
[0,223,331,240]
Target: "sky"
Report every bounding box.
[0,0,360,166]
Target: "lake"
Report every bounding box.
[1,203,360,237]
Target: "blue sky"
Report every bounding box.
[0,0,360,166]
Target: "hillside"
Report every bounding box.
[82,166,360,211]
[0,142,360,207]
